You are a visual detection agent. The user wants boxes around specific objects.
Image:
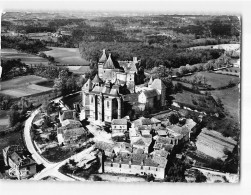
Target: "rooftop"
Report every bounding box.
[112,119,127,125]
[141,89,159,98]
[150,79,166,90]
[104,53,115,69]
[99,49,107,63]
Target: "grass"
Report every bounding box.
[0,110,9,132]
[44,47,90,66]
[172,90,219,113]
[1,48,49,65]
[1,75,48,90]
[189,43,240,51]
[182,72,240,89]
[0,75,53,98]
[211,85,240,121]
[41,146,76,163]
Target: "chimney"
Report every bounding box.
[108,53,112,58]
[133,57,137,62]
[103,49,106,54]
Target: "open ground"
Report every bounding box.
[1,49,49,65]
[0,75,53,98]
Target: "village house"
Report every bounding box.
[101,153,167,179]
[166,125,191,143]
[59,110,78,124]
[153,136,174,153]
[95,141,116,157]
[57,126,86,145]
[111,119,128,137]
[131,135,152,154]
[2,146,37,179]
[196,128,237,160]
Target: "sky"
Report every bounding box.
[0,0,247,15]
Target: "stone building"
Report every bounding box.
[81,76,123,123]
[102,153,167,179]
[98,49,140,93]
[2,146,37,179]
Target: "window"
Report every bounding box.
[107,101,109,108]
[91,97,94,103]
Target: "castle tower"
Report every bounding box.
[103,53,116,81]
[92,74,102,87]
[80,79,93,120]
[150,79,167,107]
[98,49,107,80]
[98,93,104,122]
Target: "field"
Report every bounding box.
[189,43,240,51]
[0,110,9,132]
[214,67,240,77]
[182,72,240,89]
[172,90,218,113]
[0,75,53,98]
[1,49,49,65]
[211,85,240,121]
[44,47,90,65]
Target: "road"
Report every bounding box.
[23,108,94,181]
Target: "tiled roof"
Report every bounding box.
[95,141,115,152]
[92,74,102,84]
[150,79,166,90]
[104,53,115,69]
[61,110,76,121]
[61,119,82,128]
[141,89,159,98]
[82,78,92,90]
[92,86,103,93]
[151,149,169,158]
[112,119,127,125]
[156,136,172,144]
[156,130,167,136]
[99,49,107,63]
[133,117,152,127]
[62,127,85,140]
[133,148,144,154]
[152,155,167,168]
[109,88,120,97]
[102,86,111,94]
[151,117,161,124]
[148,76,153,85]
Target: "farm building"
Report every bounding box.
[196,128,237,160]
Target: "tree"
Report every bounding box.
[169,113,179,124]
[195,170,207,183]
[9,109,20,127]
[178,66,189,76]
[53,69,70,95]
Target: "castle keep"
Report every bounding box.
[80,49,167,123]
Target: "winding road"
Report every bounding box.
[23,108,94,181]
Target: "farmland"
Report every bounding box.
[0,110,9,132]
[172,90,219,113]
[44,47,90,65]
[0,75,53,98]
[1,49,49,65]
[211,85,240,121]
[181,72,240,89]
[189,43,240,51]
